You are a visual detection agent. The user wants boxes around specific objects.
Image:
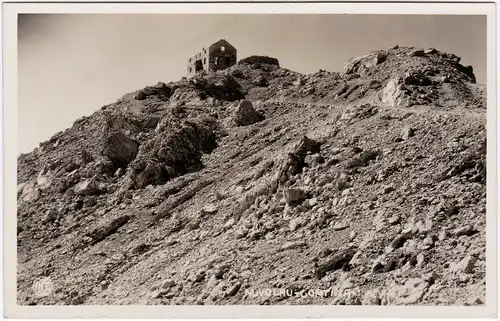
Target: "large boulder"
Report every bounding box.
[189,74,245,102]
[233,100,263,126]
[36,174,52,191]
[129,116,219,189]
[74,178,99,195]
[381,78,405,107]
[341,51,388,75]
[130,160,171,189]
[295,136,321,158]
[253,75,269,87]
[283,188,307,206]
[238,56,280,67]
[276,136,322,185]
[19,181,40,202]
[102,132,139,169]
[134,82,173,101]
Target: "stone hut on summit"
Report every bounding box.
[187,39,237,77]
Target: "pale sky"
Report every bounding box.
[18,14,486,154]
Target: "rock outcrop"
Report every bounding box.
[17,47,486,307]
[233,100,264,126]
[102,132,139,169]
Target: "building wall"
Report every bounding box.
[208,39,237,72]
[187,49,210,77]
[187,39,237,77]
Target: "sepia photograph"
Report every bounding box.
[3,1,497,318]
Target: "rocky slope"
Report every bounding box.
[17,46,487,306]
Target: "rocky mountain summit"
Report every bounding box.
[17,46,486,306]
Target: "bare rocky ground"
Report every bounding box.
[17,46,486,306]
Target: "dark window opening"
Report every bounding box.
[195,60,203,72]
[225,57,231,65]
[203,58,206,65]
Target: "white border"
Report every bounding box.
[0,0,496,3]
[3,2,497,318]
[1,2,497,14]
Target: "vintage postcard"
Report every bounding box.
[2,1,497,318]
